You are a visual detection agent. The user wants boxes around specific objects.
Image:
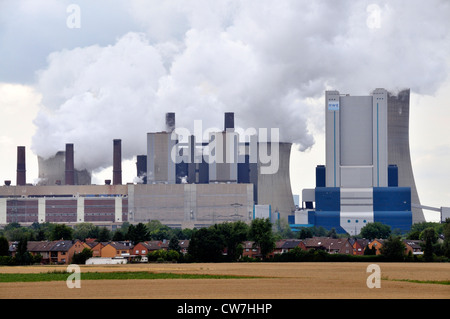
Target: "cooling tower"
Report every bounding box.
[387,89,425,223]
[257,142,295,220]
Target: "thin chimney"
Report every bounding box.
[165,112,175,133]
[224,112,234,132]
[16,146,26,186]
[113,139,122,185]
[65,143,75,185]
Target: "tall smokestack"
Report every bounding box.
[165,112,175,133]
[224,112,234,132]
[113,139,122,185]
[65,143,75,185]
[16,146,26,186]
[136,155,147,184]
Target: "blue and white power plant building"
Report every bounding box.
[292,89,424,235]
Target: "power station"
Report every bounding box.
[0,112,294,229]
[1,89,444,233]
[292,88,434,235]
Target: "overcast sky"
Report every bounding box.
[0,0,449,222]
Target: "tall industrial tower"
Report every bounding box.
[387,89,425,223]
[296,88,420,235]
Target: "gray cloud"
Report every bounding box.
[26,0,450,173]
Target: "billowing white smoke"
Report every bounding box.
[31,0,450,173]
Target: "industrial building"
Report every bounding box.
[292,88,427,235]
[2,90,438,234]
[0,112,294,229]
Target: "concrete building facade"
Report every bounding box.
[295,88,417,235]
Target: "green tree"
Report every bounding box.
[166,249,180,262]
[249,218,275,260]
[274,218,295,239]
[360,222,391,240]
[71,248,93,264]
[0,236,9,256]
[410,221,443,235]
[298,227,313,239]
[168,236,181,252]
[127,223,150,244]
[326,228,338,239]
[15,236,32,265]
[188,227,225,262]
[50,224,73,240]
[380,235,405,261]
[98,227,111,242]
[363,245,377,255]
[406,230,421,240]
[421,227,437,261]
[215,221,249,261]
[146,220,171,240]
[112,229,125,241]
[73,223,99,241]
[442,219,450,258]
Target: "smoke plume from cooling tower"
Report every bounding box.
[31,0,450,174]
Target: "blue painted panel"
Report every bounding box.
[374,210,412,232]
[373,187,411,211]
[315,187,340,211]
[289,224,315,232]
[312,211,347,234]
[288,215,295,224]
[388,165,398,187]
[315,165,326,187]
[308,210,316,224]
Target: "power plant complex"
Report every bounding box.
[1,88,447,233]
[0,112,294,230]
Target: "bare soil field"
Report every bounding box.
[0,262,448,299]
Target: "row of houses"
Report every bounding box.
[8,239,190,264]
[242,237,424,259]
[8,237,424,264]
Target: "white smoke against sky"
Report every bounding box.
[31,0,450,173]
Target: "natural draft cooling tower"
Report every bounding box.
[387,89,425,223]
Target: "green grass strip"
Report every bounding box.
[383,278,450,286]
[0,271,257,283]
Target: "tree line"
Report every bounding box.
[1,218,449,264]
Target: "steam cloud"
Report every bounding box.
[31,0,450,173]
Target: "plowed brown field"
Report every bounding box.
[0,262,449,299]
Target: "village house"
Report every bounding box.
[84,241,107,257]
[304,237,353,254]
[132,241,163,256]
[403,240,424,255]
[351,238,371,255]
[241,241,261,259]
[178,240,190,255]
[367,239,384,255]
[10,240,86,264]
[281,239,306,253]
[101,241,134,258]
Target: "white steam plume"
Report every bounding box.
[31,0,450,173]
